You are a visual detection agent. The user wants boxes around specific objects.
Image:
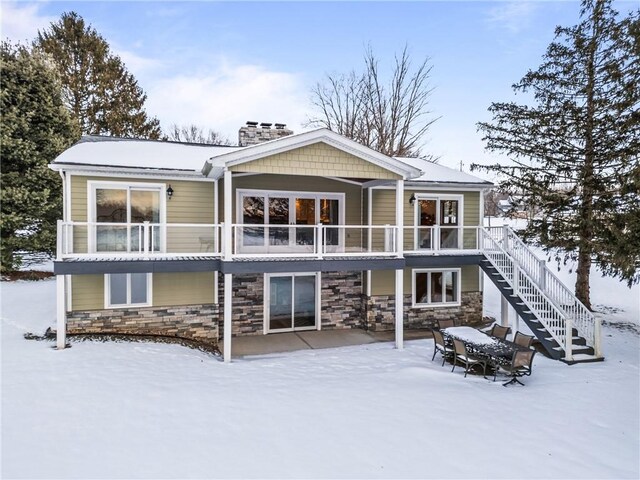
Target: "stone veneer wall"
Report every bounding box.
[320,272,363,329]
[66,304,219,345]
[218,273,265,337]
[365,291,483,331]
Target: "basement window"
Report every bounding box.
[105,273,152,308]
[412,269,461,307]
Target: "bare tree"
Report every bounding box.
[308,46,439,158]
[165,124,233,145]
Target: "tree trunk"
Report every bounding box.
[575,247,592,310]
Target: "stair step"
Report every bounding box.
[562,354,604,364]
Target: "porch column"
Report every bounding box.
[56,274,66,350]
[395,178,405,350]
[395,269,404,350]
[395,179,404,257]
[223,169,233,261]
[213,178,219,304]
[223,273,232,363]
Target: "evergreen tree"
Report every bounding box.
[0,42,79,272]
[474,0,639,309]
[35,12,161,139]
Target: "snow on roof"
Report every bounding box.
[51,136,242,173]
[395,156,492,186]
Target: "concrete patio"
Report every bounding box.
[223,328,434,357]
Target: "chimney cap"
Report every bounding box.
[246,121,259,127]
[275,123,286,129]
[260,122,272,128]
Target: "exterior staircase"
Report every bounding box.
[479,226,603,364]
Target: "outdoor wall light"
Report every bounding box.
[167,185,174,200]
[409,193,416,205]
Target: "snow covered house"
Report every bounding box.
[50,123,602,363]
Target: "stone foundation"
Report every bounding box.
[65,276,483,346]
[320,272,363,329]
[365,291,483,331]
[66,304,219,345]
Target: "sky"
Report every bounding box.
[1,1,637,179]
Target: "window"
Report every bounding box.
[90,182,164,253]
[414,195,463,250]
[105,273,152,308]
[236,189,344,252]
[412,269,460,307]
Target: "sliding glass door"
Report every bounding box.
[267,273,318,332]
[238,190,343,254]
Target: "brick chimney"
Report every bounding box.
[238,121,294,146]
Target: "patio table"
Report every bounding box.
[442,326,530,367]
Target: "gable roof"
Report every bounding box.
[395,156,492,188]
[209,129,423,180]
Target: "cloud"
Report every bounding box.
[0,1,56,43]
[486,2,537,34]
[145,60,311,141]
[114,46,164,77]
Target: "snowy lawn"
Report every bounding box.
[2,271,639,478]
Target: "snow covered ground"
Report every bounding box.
[1,257,639,478]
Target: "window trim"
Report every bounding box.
[412,268,462,308]
[104,273,153,309]
[87,180,167,253]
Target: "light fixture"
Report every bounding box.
[167,185,174,200]
[409,193,416,205]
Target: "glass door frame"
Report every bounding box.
[412,193,464,250]
[236,188,345,254]
[264,272,321,334]
[88,181,167,254]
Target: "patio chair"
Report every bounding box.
[501,349,536,386]
[451,339,488,378]
[436,319,455,330]
[513,331,535,348]
[431,329,454,366]
[488,324,511,340]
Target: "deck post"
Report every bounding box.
[56,274,66,350]
[500,296,509,328]
[223,169,232,261]
[223,273,232,363]
[395,268,404,350]
[395,179,404,258]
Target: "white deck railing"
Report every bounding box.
[484,225,601,358]
[231,224,399,258]
[56,221,220,258]
[403,226,481,253]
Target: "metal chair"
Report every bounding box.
[488,324,511,340]
[437,319,455,330]
[451,339,488,378]
[431,329,454,366]
[501,350,536,386]
[513,331,535,348]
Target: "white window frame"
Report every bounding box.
[263,272,321,334]
[104,273,153,308]
[412,268,461,308]
[236,188,345,253]
[88,181,167,254]
[413,193,464,250]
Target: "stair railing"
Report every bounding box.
[480,228,573,360]
[491,225,601,358]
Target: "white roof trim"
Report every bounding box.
[49,163,217,181]
[212,129,422,179]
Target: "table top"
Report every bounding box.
[443,326,530,360]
